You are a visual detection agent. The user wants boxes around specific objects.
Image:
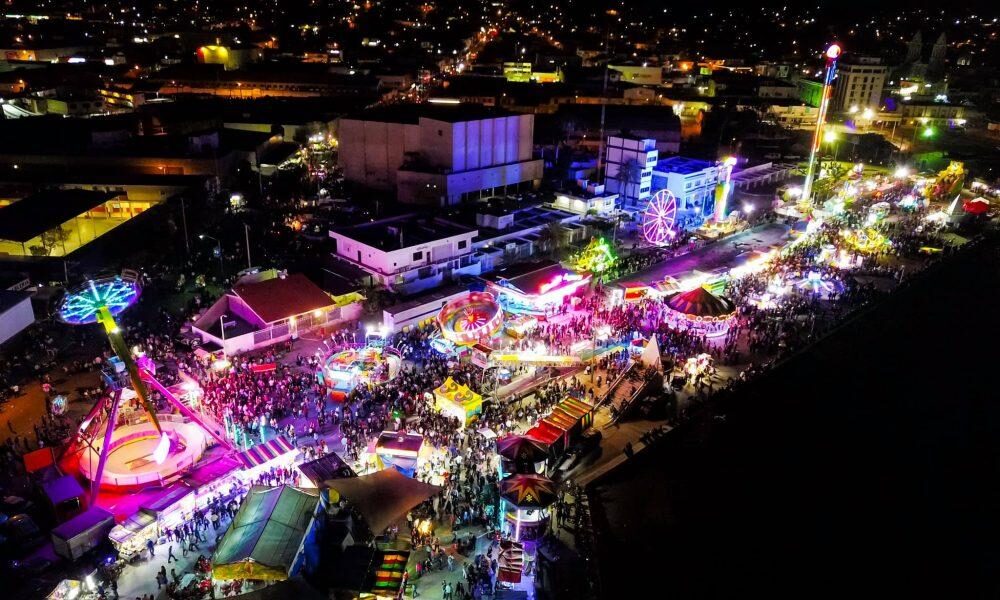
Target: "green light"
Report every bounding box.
[921,127,935,138]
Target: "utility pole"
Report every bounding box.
[180,197,190,254]
[244,223,252,271]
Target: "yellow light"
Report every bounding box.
[823,130,838,143]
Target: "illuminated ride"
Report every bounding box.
[801,43,843,206]
[642,189,678,245]
[664,286,737,338]
[573,237,616,273]
[437,292,504,346]
[793,271,845,300]
[318,344,402,400]
[714,156,739,221]
[60,272,233,499]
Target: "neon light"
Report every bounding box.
[643,189,678,244]
[539,273,583,295]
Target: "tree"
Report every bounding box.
[616,157,644,205]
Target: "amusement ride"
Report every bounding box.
[59,271,232,501]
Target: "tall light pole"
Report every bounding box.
[801,43,842,206]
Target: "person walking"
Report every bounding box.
[167,544,176,563]
[146,538,155,559]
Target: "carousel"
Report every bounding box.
[664,286,737,338]
[499,473,557,542]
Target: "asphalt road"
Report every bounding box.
[589,235,1000,599]
[628,223,791,282]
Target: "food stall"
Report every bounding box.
[433,377,484,428]
[139,485,196,535]
[109,511,158,561]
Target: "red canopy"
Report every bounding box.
[963,198,989,215]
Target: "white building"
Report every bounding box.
[651,157,724,213]
[191,273,360,355]
[0,291,34,346]
[330,216,481,294]
[552,189,618,217]
[604,136,657,210]
[831,57,887,114]
[337,103,543,206]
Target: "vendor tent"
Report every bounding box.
[433,377,484,427]
[212,485,321,581]
[497,436,548,464]
[324,468,440,535]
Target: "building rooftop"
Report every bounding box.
[332,217,474,252]
[343,102,518,125]
[0,290,31,313]
[0,189,120,243]
[654,156,717,175]
[233,273,334,324]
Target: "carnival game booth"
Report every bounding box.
[664,286,737,338]
[499,474,557,542]
[433,377,484,428]
[212,485,323,583]
[484,260,591,316]
[373,431,426,478]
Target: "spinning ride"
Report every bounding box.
[664,286,736,338]
[437,292,503,346]
[642,189,678,245]
[318,344,402,399]
[59,272,232,499]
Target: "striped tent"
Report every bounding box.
[236,436,295,470]
[665,286,735,318]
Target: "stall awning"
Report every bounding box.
[542,410,578,431]
[524,424,562,447]
[237,436,295,470]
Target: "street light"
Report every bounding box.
[199,234,224,277]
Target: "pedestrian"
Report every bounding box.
[146,538,155,558]
[171,568,179,585]
[167,544,176,563]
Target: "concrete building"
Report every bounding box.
[329,216,481,294]
[337,103,543,205]
[0,290,34,346]
[831,57,887,114]
[730,162,797,191]
[651,156,723,213]
[604,136,657,210]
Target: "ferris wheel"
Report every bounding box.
[642,189,678,245]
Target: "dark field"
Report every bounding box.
[591,236,1000,599]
